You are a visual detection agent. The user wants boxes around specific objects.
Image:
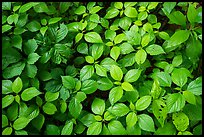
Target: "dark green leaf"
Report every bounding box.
[68,98,82,119]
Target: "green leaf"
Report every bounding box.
[61,121,73,135]
[183,91,196,105]
[141,33,150,47]
[91,98,105,115]
[165,30,190,51]
[48,17,62,25]
[100,57,117,70]
[91,43,104,60]
[89,5,102,14]
[110,65,123,81]
[109,86,123,105]
[183,104,202,121]
[87,122,102,135]
[31,114,45,131]
[81,80,98,94]
[95,64,107,77]
[114,33,126,44]
[97,77,113,91]
[2,115,8,128]
[2,2,11,10]
[85,56,94,64]
[124,69,142,83]
[21,87,41,101]
[138,11,148,21]
[2,24,13,33]
[135,95,152,111]
[187,76,202,95]
[3,62,25,79]
[124,7,138,18]
[162,2,176,15]
[108,120,127,135]
[146,44,165,55]
[77,43,88,55]
[159,31,170,40]
[172,112,189,131]
[119,42,135,55]
[75,6,86,15]
[84,32,103,43]
[80,65,94,81]
[44,80,62,93]
[148,2,158,10]
[26,20,41,32]
[13,117,30,130]
[171,68,188,87]
[126,112,138,127]
[68,98,82,119]
[110,46,120,61]
[114,2,123,9]
[147,14,157,24]
[135,49,147,65]
[24,39,38,55]
[2,127,13,135]
[108,103,129,117]
[2,80,13,95]
[45,92,59,102]
[152,71,172,87]
[75,92,87,102]
[104,8,120,19]
[7,14,19,25]
[121,82,134,91]
[25,64,38,78]
[2,95,14,109]
[166,93,185,113]
[172,55,182,67]
[168,11,186,27]
[61,76,76,89]
[45,124,60,135]
[27,53,40,64]
[105,30,116,41]
[138,114,155,132]
[119,17,132,30]
[59,2,70,13]
[90,14,100,23]
[12,77,23,93]
[43,102,57,115]
[19,2,39,13]
[152,99,168,127]
[154,122,176,135]
[79,113,96,127]
[11,35,22,50]
[186,36,202,63]
[56,23,68,43]
[75,33,83,43]
[6,102,18,121]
